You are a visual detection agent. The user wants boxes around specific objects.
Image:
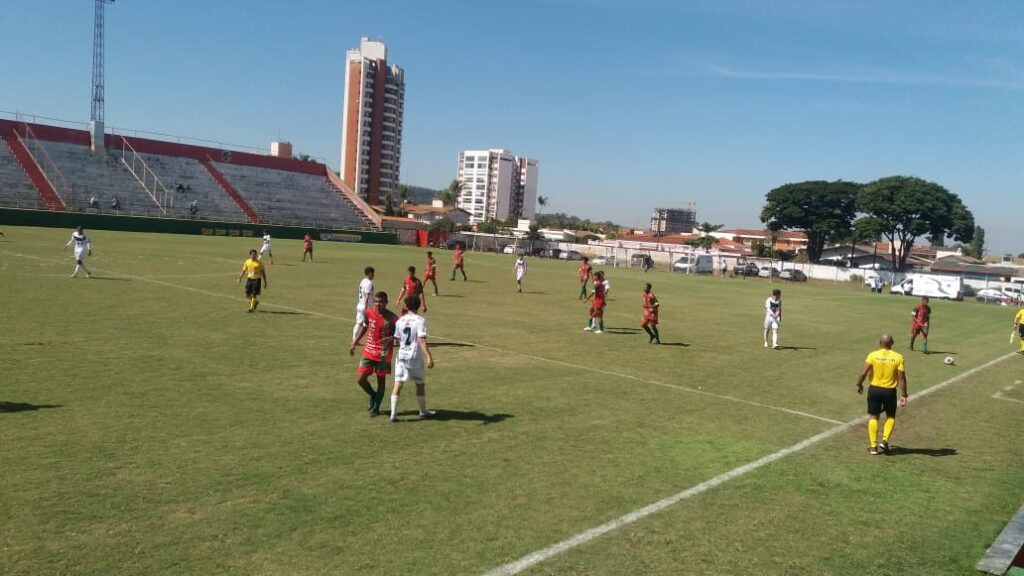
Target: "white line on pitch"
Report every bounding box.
[992,393,1024,404]
[480,352,1017,576]
[3,249,843,424]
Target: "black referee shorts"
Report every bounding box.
[245,278,262,296]
[867,385,898,418]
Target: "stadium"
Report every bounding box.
[2,3,1024,576]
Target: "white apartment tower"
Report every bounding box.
[456,149,539,224]
[341,37,405,206]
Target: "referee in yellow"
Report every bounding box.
[855,333,908,455]
[1014,306,1024,355]
[236,248,268,313]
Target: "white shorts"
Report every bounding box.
[74,248,87,261]
[764,317,780,330]
[355,306,366,326]
[516,271,525,281]
[394,357,425,384]
[260,245,272,255]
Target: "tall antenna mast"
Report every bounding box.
[90,0,115,152]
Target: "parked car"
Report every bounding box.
[592,255,616,266]
[502,244,526,255]
[672,254,715,274]
[960,284,976,298]
[733,262,760,276]
[779,269,807,282]
[630,253,653,268]
[559,250,583,261]
[976,288,1012,304]
[1001,286,1023,304]
[541,248,562,259]
[757,266,781,278]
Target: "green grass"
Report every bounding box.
[1,225,1022,576]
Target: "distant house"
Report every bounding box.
[715,229,808,253]
[929,255,1023,281]
[373,199,471,226]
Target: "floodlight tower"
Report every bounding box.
[90,0,115,152]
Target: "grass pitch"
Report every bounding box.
[1,225,1022,575]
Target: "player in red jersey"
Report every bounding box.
[641,282,661,344]
[578,257,592,300]
[451,245,467,281]
[909,296,931,353]
[583,270,607,333]
[423,251,439,296]
[302,232,314,262]
[398,266,428,314]
[349,291,398,417]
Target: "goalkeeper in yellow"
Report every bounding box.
[1014,306,1024,355]
[855,333,908,455]
[237,248,268,313]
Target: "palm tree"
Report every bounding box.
[396,184,411,216]
[537,195,549,217]
[687,222,724,252]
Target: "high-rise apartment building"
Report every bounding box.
[456,149,538,224]
[341,37,404,206]
[651,206,697,235]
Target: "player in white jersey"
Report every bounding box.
[513,255,527,293]
[763,288,782,349]
[258,230,274,264]
[354,266,375,342]
[389,295,435,422]
[63,226,92,278]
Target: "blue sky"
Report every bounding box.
[2,0,1022,254]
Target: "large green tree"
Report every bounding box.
[964,225,985,259]
[760,180,861,263]
[687,222,723,252]
[856,176,974,270]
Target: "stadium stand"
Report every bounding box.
[136,153,249,222]
[37,140,164,215]
[0,134,48,210]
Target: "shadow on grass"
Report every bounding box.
[1,402,62,413]
[394,409,513,425]
[887,446,958,457]
[605,327,643,334]
[87,276,131,281]
[774,345,817,351]
[658,342,689,347]
[523,291,549,295]
[434,294,463,298]
[431,342,475,348]
[258,310,309,316]
[920,350,956,356]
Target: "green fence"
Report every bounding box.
[0,208,398,244]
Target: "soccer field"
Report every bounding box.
[2,225,1022,576]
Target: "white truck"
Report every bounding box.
[889,273,964,301]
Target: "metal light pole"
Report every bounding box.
[90,0,115,152]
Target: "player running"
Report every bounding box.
[909,296,931,353]
[302,232,313,261]
[350,291,398,417]
[764,288,782,349]
[641,282,661,344]
[64,226,92,278]
[236,248,268,313]
[389,295,436,423]
[397,266,428,314]
[259,230,274,264]
[584,270,607,333]
[578,256,592,300]
[424,251,439,296]
[354,267,375,342]
[450,244,467,281]
[513,255,527,293]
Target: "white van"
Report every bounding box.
[890,274,963,301]
[672,254,715,274]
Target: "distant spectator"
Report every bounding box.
[185,184,192,193]
[88,195,99,209]
[111,195,121,211]
[189,199,199,215]
[175,183,185,193]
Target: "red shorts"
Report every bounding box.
[357,356,392,376]
[642,315,658,327]
[590,300,605,315]
[911,323,928,337]
[424,270,435,280]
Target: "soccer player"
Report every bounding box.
[397,266,427,314]
[855,333,908,455]
[909,296,931,353]
[259,230,274,264]
[1013,305,1024,355]
[763,288,782,349]
[578,256,592,300]
[450,244,467,281]
[236,248,268,313]
[389,295,436,423]
[354,267,375,342]
[64,226,92,278]
[302,232,313,262]
[424,251,439,296]
[350,291,398,417]
[513,255,527,293]
[583,270,607,333]
[641,282,661,344]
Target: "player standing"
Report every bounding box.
[350,291,398,417]
[763,288,782,349]
[450,244,467,281]
[397,266,428,314]
[354,267,375,342]
[856,333,908,455]
[236,248,268,313]
[909,296,931,353]
[641,282,661,344]
[259,230,274,264]
[302,232,314,262]
[424,251,439,296]
[578,256,592,300]
[64,226,92,278]
[1012,305,1024,355]
[389,295,436,422]
[513,255,527,293]
[583,270,607,333]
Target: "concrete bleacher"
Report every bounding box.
[214,162,374,229]
[136,153,248,222]
[0,138,47,210]
[37,140,163,216]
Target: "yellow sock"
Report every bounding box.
[868,418,879,447]
[249,297,255,310]
[882,418,896,442]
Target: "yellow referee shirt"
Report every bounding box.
[864,348,905,389]
[1015,309,1024,325]
[242,258,264,280]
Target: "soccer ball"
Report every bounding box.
[944,356,955,366]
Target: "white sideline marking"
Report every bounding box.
[481,352,1017,576]
[3,249,845,424]
[992,393,1024,404]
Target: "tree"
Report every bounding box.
[436,179,461,218]
[964,225,985,258]
[857,176,975,270]
[686,222,723,252]
[525,223,544,253]
[384,193,396,217]
[396,184,411,217]
[760,180,860,263]
[537,195,548,216]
